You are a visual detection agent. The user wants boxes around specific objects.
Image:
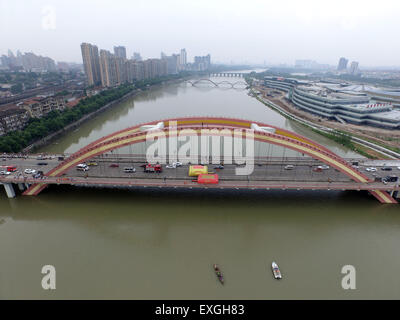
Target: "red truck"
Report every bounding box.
[0,165,17,172]
[142,163,162,173]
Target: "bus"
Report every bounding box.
[0,165,17,172]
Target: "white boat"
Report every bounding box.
[271,262,282,279]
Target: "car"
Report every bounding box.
[174,162,183,167]
[383,176,398,183]
[24,168,37,174]
[76,163,89,171]
[0,170,11,175]
[33,173,42,179]
[284,165,295,170]
[109,163,119,168]
[365,167,377,172]
[214,165,224,169]
[37,162,48,166]
[381,167,392,171]
[166,164,177,169]
[123,167,136,173]
[319,165,330,170]
[397,167,400,170]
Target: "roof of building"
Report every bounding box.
[0,107,27,118]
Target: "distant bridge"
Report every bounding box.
[209,73,246,78]
[186,79,248,88]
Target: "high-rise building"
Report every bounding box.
[349,61,359,75]
[132,52,142,61]
[161,53,179,74]
[99,50,118,87]
[193,54,211,71]
[179,48,187,69]
[81,43,101,86]
[114,46,127,59]
[337,57,349,71]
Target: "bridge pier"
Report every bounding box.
[18,183,26,191]
[2,183,16,198]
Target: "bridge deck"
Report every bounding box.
[1,157,399,193]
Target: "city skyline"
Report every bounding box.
[1,0,400,67]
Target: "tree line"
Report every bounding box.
[0,73,186,153]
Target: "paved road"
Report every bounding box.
[1,156,399,189]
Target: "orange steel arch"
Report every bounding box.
[23,117,397,203]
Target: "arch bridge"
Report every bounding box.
[186,79,248,88]
[21,117,398,204]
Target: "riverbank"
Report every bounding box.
[22,89,139,153]
[20,77,190,153]
[251,87,399,159]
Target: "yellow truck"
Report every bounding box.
[188,165,208,177]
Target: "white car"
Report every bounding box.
[366,167,377,172]
[0,170,11,175]
[318,165,330,170]
[174,162,183,167]
[24,168,37,174]
[76,163,89,171]
[397,167,400,170]
[166,164,177,169]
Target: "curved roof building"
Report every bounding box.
[263,77,400,129]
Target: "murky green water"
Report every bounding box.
[0,75,399,299]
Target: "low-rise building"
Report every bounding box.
[0,107,30,136]
[22,96,66,118]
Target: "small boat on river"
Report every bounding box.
[271,261,282,279]
[213,264,224,284]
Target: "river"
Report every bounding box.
[0,73,399,299]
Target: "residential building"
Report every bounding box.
[179,48,187,70]
[80,43,101,86]
[132,52,142,61]
[99,50,118,87]
[22,96,66,118]
[114,46,127,59]
[193,54,211,71]
[0,107,30,136]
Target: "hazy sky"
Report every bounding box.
[1,0,400,66]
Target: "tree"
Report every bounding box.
[11,83,23,94]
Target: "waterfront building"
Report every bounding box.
[264,77,400,129]
[0,107,30,136]
[22,96,66,118]
[80,43,101,86]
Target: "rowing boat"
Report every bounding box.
[213,264,224,284]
